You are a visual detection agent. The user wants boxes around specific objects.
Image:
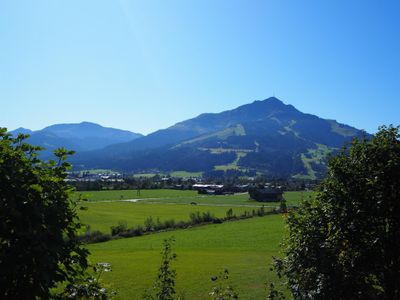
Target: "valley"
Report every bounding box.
[75,189,313,299]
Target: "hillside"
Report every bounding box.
[9,122,142,157]
[72,97,367,179]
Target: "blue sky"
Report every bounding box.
[1,0,399,134]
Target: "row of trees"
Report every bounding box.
[71,172,318,192]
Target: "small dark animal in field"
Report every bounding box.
[190,202,197,205]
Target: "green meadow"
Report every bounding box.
[74,189,313,205]
[87,215,286,299]
[78,202,257,233]
[73,189,199,202]
[75,189,314,299]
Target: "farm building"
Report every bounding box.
[248,187,283,202]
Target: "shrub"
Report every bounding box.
[257,205,265,216]
[79,230,111,244]
[209,269,238,299]
[144,238,177,300]
[144,216,155,231]
[226,208,234,219]
[110,221,128,236]
[0,130,88,298]
[202,211,215,223]
[164,219,176,229]
[273,126,400,299]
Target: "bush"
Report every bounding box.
[144,238,177,300]
[189,211,202,224]
[202,211,215,223]
[144,216,155,231]
[56,262,115,299]
[209,269,238,299]
[164,219,176,229]
[111,221,128,236]
[273,126,400,299]
[0,130,88,298]
[79,230,111,244]
[257,205,265,216]
[131,225,145,237]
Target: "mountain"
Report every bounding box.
[10,127,33,135]
[72,97,367,179]
[9,122,143,157]
[41,122,143,151]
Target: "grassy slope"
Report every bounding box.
[170,171,203,178]
[77,190,314,233]
[87,215,286,299]
[74,189,313,205]
[214,152,248,171]
[79,202,256,233]
[73,189,199,202]
[294,144,333,180]
[142,191,313,206]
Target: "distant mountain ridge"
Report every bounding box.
[9,122,143,156]
[72,97,367,179]
[10,127,33,135]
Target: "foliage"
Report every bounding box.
[257,205,265,216]
[56,262,115,299]
[188,211,224,224]
[144,237,177,300]
[209,269,238,300]
[0,129,88,298]
[79,230,112,244]
[279,196,287,213]
[274,125,400,299]
[110,221,128,236]
[266,282,286,300]
[145,216,155,231]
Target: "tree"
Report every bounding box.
[279,196,287,213]
[0,129,88,298]
[57,262,115,299]
[144,237,177,300]
[209,269,238,300]
[273,125,400,299]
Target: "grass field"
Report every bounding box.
[74,189,313,205]
[76,190,313,233]
[132,173,160,178]
[214,152,248,171]
[78,202,258,233]
[170,171,203,178]
[87,215,286,299]
[73,189,199,202]
[76,189,314,298]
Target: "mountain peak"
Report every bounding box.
[252,96,288,108]
[78,121,102,127]
[230,96,299,118]
[9,127,33,135]
[258,96,283,103]
[43,121,100,131]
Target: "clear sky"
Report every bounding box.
[1,0,399,134]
